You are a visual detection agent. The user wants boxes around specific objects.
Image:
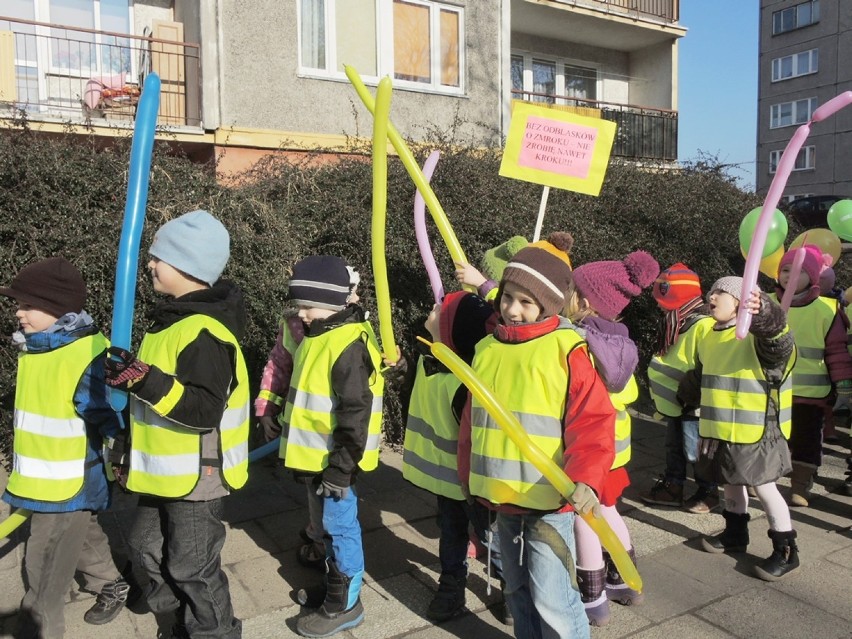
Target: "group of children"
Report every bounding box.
[2,206,850,639]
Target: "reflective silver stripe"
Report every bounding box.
[615,437,630,454]
[648,359,682,382]
[14,410,85,439]
[221,405,249,431]
[366,433,380,450]
[15,454,84,480]
[797,346,825,360]
[222,442,248,469]
[702,375,768,394]
[700,406,766,426]
[288,427,331,450]
[792,372,831,387]
[472,407,561,438]
[291,388,334,413]
[405,416,457,455]
[471,453,550,486]
[402,449,460,485]
[371,396,383,412]
[779,405,792,423]
[648,381,679,405]
[131,449,199,476]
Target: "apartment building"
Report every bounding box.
[0,0,684,177]
[756,0,852,200]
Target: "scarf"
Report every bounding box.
[658,296,705,356]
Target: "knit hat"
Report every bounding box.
[149,210,230,286]
[288,255,352,311]
[482,236,529,282]
[439,291,498,364]
[572,251,660,320]
[500,231,574,317]
[653,263,702,311]
[0,256,86,318]
[709,276,744,302]
[778,244,828,290]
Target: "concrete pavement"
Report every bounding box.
[0,413,850,639]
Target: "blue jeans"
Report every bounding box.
[436,496,503,580]
[322,485,363,609]
[497,511,589,639]
[665,417,716,490]
[128,497,241,639]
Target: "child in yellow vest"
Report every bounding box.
[564,251,659,626]
[1,257,129,638]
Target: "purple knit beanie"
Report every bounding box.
[572,251,660,320]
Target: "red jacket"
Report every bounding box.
[458,315,616,514]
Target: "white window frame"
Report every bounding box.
[769,145,815,174]
[771,49,818,82]
[770,96,817,128]
[296,0,465,96]
[510,50,600,106]
[772,0,819,35]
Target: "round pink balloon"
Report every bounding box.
[414,151,444,303]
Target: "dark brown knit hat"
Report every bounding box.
[499,231,574,317]
[0,257,87,318]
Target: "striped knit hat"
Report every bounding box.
[499,231,574,317]
[288,255,352,311]
[653,263,702,311]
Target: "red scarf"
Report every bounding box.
[658,296,706,355]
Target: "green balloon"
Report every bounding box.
[827,199,852,241]
[739,207,788,258]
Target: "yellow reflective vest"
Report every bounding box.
[648,316,715,417]
[609,375,637,470]
[6,334,107,502]
[469,324,586,510]
[402,359,465,500]
[698,326,794,444]
[128,316,250,498]
[281,322,384,473]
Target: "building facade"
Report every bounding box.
[0,0,684,177]
[756,0,852,199]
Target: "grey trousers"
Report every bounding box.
[20,510,121,639]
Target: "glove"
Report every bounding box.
[111,465,129,492]
[104,347,150,391]
[833,380,852,416]
[316,479,349,500]
[699,437,719,460]
[258,416,282,442]
[569,482,600,517]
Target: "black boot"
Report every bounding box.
[701,510,750,553]
[754,529,800,581]
[296,560,364,637]
[84,577,130,625]
[604,547,644,606]
[426,572,466,622]
[498,580,513,626]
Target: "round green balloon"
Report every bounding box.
[739,206,788,258]
[827,199,852,242]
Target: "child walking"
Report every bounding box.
[402,291,510,624]
[1,257,130,638]
[642,264,718,513]
[564,251,659,626]
[276,255,385,637]
[772,245,852,506]
[458,232,616,639]
[103,210,248,638]
[683,277,800,581]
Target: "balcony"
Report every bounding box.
[549,0,679,24]
[511,90,678,162]
[0,17,200,129]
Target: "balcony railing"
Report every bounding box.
[511,90,678,162]
[552,0,679,24]
[0,16,201,128]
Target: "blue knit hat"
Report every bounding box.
[149,210,230,286]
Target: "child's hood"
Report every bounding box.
[578,316,638,393]
[439,291,497,364]
[149,279,247,340]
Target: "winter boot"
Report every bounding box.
[296,560,364,637]
[84,577,130,625]
[789,461,816,507]
[754,529,800,581]
[426,572,467,622]
[604,548,644,606]
[497,580,513,626]
[701,510,750,553]
[640,476,683,507]
[577,566,610,627]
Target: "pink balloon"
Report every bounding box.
[811,91,852,122]
[779,247,805,313]
[414,151,444,303]
[736,124,809,338]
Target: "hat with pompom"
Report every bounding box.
[481,236,529,282]
[572,251,660,320]
[499,231,574,318]
[778,244,830,292]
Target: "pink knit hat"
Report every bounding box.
[572,251,660,320]
[777,244,830,290]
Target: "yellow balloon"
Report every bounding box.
[790,228,841,265]
[740,245,785,279]
[0,508,31,539]
[419,337,642,592]
[371,76,397,363]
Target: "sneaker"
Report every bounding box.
[640,477,683,507]
[84,577,130,625]
[684,487,720,514]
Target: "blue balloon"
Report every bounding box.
[110,73,161,411]
[248,437,281,463]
